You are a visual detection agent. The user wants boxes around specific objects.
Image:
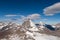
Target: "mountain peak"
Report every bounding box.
[40,21,45,26]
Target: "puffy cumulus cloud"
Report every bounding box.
[27,14,40,20]
[20,13,41,21]
[43,2,60,16]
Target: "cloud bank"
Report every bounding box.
[43,2,60,16]
[21,13,40,21]
[4,14,40,23]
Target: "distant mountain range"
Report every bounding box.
[0,20,60,40]
[55,23,60,27]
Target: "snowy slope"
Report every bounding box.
[28,19,39,31]
[33,32,60,40]
[26,31,60,40]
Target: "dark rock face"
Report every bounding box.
[44,24,55,31]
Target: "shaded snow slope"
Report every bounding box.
[29,19,36,27]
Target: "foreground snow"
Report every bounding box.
[26,31,60,40]
[33,32,60,40]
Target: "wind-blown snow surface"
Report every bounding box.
[33,32,60,40]
[26,31,60,40]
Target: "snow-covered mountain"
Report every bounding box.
[55,23,60,28]
[0,20,60,40]
[0,22,9,29]
[22,19,39,31]
[22,19,36,28]
[35,22,56,31]
[23,20,60,40]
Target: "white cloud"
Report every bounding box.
[5,14,20,17]
[20,13,41,21]
[28,14,40,20]
[43,2,60,16]
[4,14,40,24]
[43,19,48,20]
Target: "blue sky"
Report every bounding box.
[0,0,60,24]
